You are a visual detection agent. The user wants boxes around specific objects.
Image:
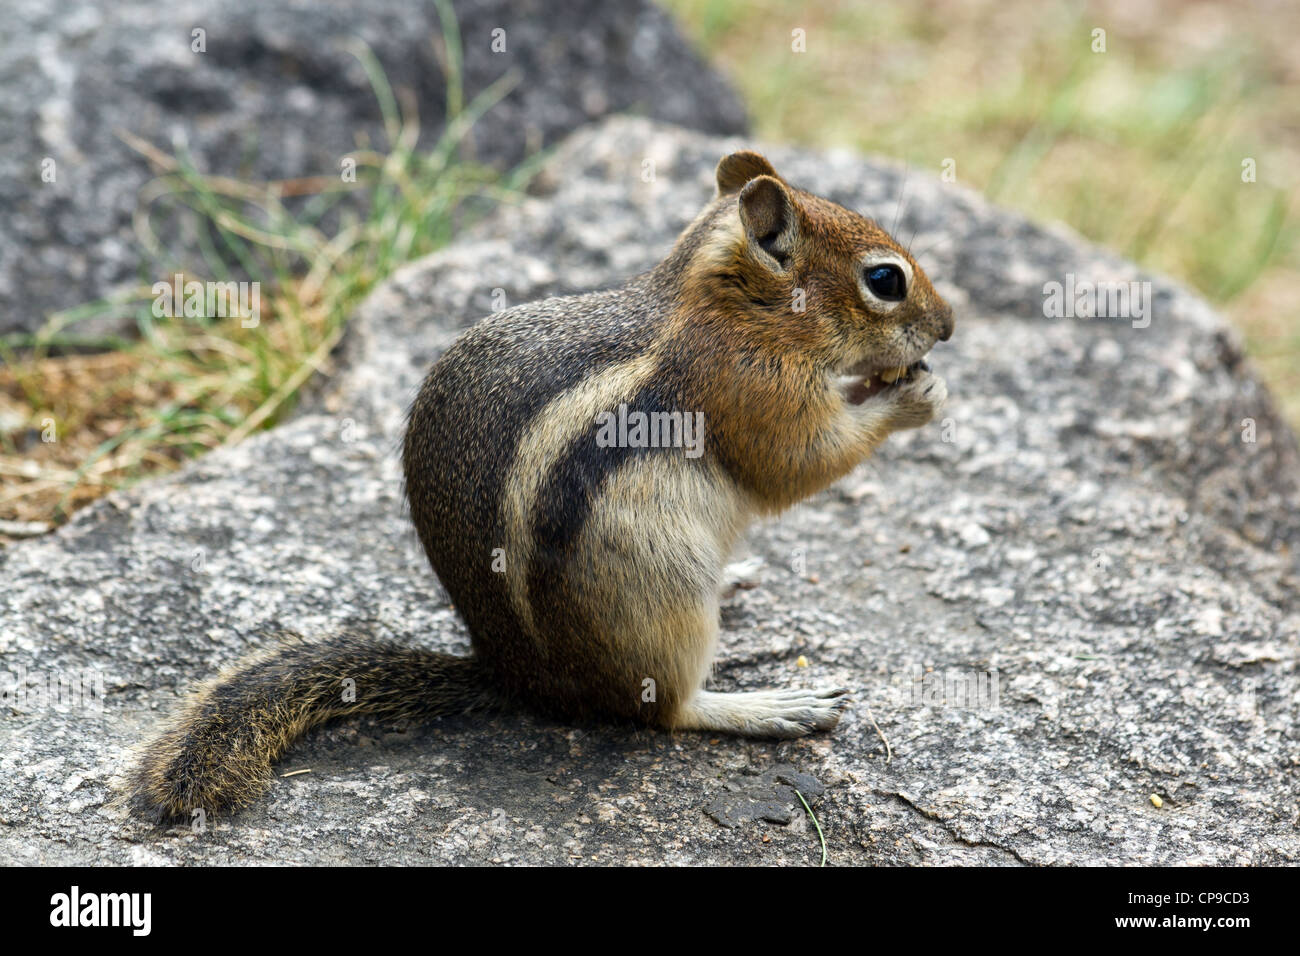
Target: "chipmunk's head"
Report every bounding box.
[699,150,953,404]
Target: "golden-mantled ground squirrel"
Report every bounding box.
[129,151,953,819]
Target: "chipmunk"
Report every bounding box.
[128,150,953,820]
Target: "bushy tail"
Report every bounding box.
[127,632,493,821]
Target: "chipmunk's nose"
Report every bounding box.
[934,302,954,342]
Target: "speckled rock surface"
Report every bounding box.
[2,117,1297,865]
[0,0,746,335]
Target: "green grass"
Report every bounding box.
[1,1,544,525]
[795,788,829,866]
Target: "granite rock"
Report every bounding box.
[0,0,746,335]
[1,117,1297,865]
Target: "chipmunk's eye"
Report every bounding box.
[865,264,906,301]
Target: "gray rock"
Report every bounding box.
[0,0,746,335]
[1,117,1297,865]
[705,767,826,828]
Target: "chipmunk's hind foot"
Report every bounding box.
[673,686,850,739]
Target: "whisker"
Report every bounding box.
[913,234,954,262]
[889,167,910,237]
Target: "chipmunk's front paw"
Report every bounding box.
[883,367,947,430]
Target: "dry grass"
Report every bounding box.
[0,278,334,529]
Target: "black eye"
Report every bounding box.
[865,264,906,301]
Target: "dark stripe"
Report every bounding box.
[403,288,661,657]
[525,381,680,607]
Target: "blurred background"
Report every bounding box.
[0,0,1294,534]
[666,0,1298,418]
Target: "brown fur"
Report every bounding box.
[127,152,953,820]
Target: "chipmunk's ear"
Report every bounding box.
[737,175,798,271]
[716,150,780,196]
